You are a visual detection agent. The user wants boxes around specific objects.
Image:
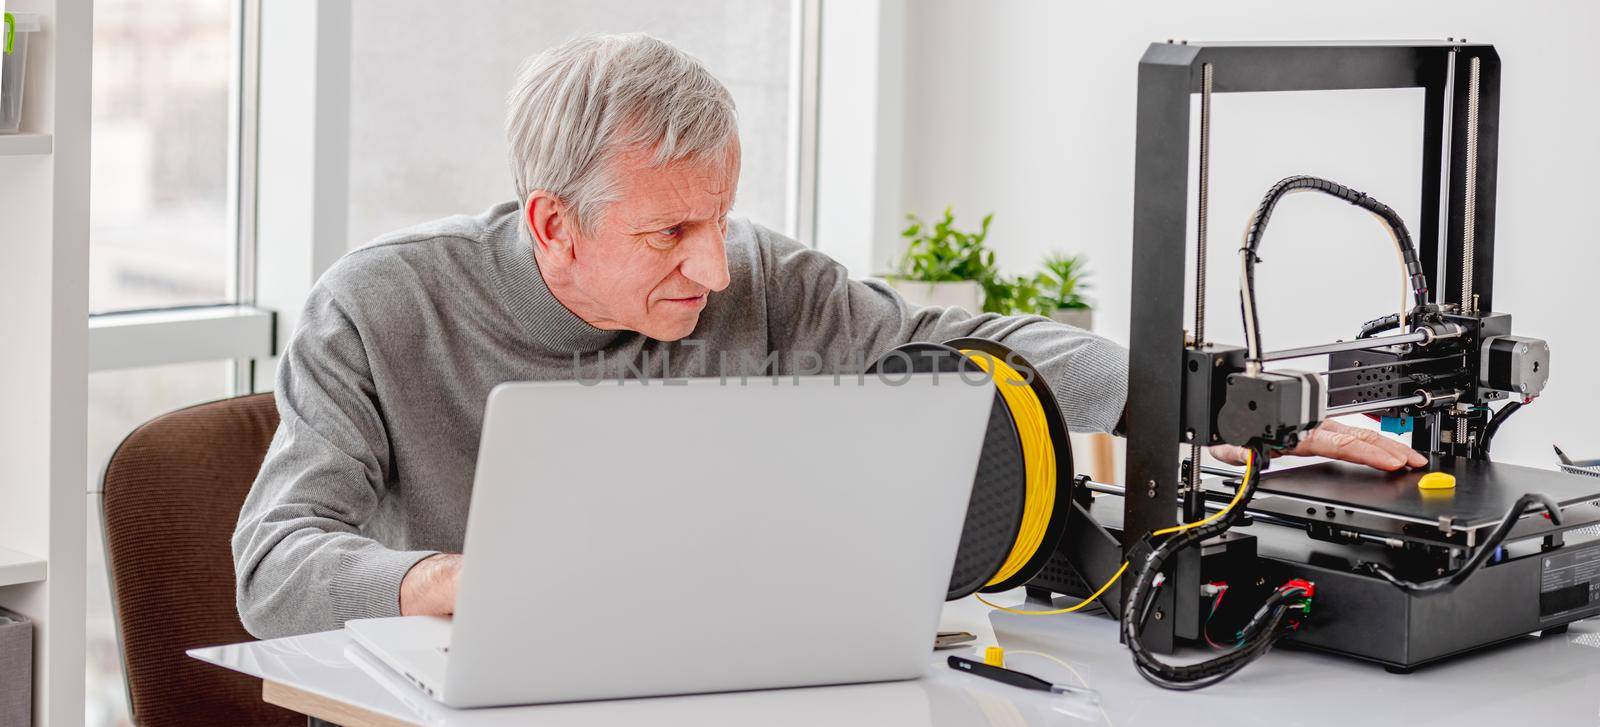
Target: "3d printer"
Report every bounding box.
[1017,40,1600,688]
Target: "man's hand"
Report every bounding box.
[1210,419,1428,472]
[400,553,461,617]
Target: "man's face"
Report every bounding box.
[534,142,739,342]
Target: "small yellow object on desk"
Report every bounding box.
[1418,471,1457,490]
[985,646,1006,667]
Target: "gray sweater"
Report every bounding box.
[232,201,1128,638]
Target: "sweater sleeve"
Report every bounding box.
[755,224,1128,433]
[232,284,438,638]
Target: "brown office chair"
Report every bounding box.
[101,393,302,727]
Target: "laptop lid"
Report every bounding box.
[443,373,992,707]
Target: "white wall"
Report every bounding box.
[896,0,1600,468]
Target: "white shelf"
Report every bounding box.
[0,546,47,587]
[0,133,54,156]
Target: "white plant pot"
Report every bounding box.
[886,279,984,312]
[1050,308,1094,331]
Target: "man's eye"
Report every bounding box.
[644,226,682,250]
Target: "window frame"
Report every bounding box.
[811,0,907,278]
[788,0,822,246]
[86,0,272,393]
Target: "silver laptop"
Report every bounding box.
[347,373,992,708]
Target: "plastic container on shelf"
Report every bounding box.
[1,12,43,134]
[0,607,31,726]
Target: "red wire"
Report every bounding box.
[1203,585,1229,649]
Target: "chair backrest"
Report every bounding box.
[101,393,301,727]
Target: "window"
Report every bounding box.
[345,0,802,247]
[90,0,239,313]
[87,1,259,724]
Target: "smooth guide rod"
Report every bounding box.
[1258,327,1462,364]
[1325,393,1430,418]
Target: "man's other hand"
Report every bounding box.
[1210,419,1429,472]
[400,553,461,617]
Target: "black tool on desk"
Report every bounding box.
[946,656,1097,700]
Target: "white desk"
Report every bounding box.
[192,591,1600,726]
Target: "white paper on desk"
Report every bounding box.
[939,599,999,648]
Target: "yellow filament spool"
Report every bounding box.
[962,350,1057,588]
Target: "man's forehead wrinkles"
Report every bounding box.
[626,205,723,230]
[613,166,736,230]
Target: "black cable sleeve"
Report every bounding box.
[1476,400,1525,458]
[1357,313,1402,339]
[1130,588,1297,690]
[1240,176,1430,359]
[1119,446,1307,689]
[1363,491,1563,594]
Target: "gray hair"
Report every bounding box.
[505,33,738,234]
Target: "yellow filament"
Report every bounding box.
[1152,448,1254,537]
[977,561,1130,615]
[962,350,1056,587]
[979,450,1256,616]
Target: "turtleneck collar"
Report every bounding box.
[486,204,625,353]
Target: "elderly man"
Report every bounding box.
[232,34,1425,638]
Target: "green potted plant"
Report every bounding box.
[886,208,994,312]
[982,273,1055,316]
[1038,252,1094,329]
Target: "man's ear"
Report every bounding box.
[525,191,577,264]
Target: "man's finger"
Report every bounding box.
[1209,444,1248,466]
[1369,430,1429,468]
[1302,427,1406,470]
[1323,421,1427,469]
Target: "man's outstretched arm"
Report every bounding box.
[754,224,1125,433]
[754,223,1426,470]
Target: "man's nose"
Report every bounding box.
[680,226,731,292]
